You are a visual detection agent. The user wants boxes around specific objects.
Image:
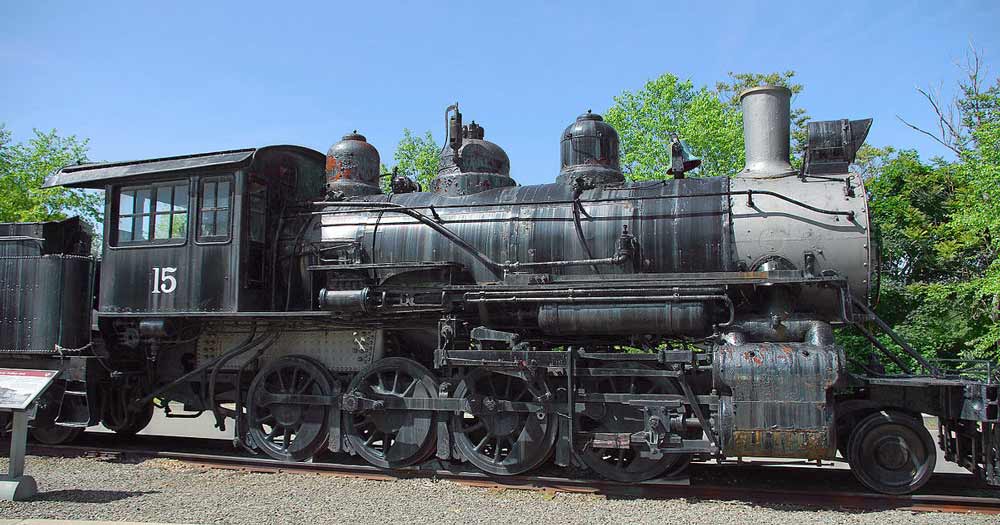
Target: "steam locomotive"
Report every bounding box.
[1,86,997,495]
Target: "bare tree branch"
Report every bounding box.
[896,115,964,155]
[960,44,986,131]
[916,87,965,149]
[900,45,993,155]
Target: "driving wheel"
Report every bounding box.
[247,355,335,462]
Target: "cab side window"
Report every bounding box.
[115,181,188,245]
[198,176,232,242]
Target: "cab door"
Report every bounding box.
[241,175,269,308]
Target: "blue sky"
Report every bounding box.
[2,1,998,185]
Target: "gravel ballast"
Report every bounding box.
[0,455,994,524]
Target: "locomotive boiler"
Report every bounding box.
[1,86,997,495]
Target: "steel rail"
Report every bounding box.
[16,438,1000,515]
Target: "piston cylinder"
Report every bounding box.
[715,343,843,459]
[317,288,372,314]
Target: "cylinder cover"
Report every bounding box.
[715,343,843,459]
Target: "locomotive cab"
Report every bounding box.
[44,145,326,315]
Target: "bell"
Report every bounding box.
[667,136,701,178]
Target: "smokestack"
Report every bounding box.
[739,86,795,178]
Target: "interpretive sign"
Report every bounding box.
[0,368,58,410]
[1,367,60,501]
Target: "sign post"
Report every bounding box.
[0,368,59,501]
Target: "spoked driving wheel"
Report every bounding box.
[576,363,691,482]
[345,357,439,468]
[848,410,936,494]
[247,356,336,462]
[451,369,557,476]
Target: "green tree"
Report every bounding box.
[0,126,102,227]
[845,52,1000,368]
[387,129,440,191]
[605,74,741,180]
[605,71,807,180]
[840,147,990,370]
[949,72,1000,359]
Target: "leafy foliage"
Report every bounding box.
[605,71,806,180]
[843,58,1000,368]
[605,74,740,180]
[0,126,102,228]
[951,83,1000,359]
[385,129,440,192]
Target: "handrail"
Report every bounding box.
[310,201,504,278]
[851,296,940,376]
[310,187,855,220]
[0,235,44,243]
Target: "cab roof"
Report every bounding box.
[43,145,325,189]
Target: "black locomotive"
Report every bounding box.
[1,87,997,494]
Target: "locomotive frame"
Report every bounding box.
[1,86,998,495]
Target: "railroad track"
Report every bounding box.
[8,433,1000,515]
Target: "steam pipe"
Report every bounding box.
[466,293,735,326]
[720,318,835,346]
[502,254,625,270]
[467,287,725,297]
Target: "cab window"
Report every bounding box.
[115,181,188,245]
[198,176,232,242]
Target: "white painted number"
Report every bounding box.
[151,267,178,294]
